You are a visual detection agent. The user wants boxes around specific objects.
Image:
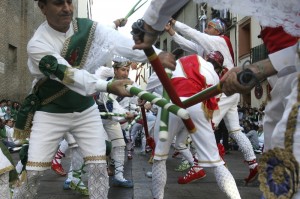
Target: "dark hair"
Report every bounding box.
[207,58,221,69]
[35,0,47,3]
[219,18,228,29]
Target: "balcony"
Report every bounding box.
[250,44,268,64]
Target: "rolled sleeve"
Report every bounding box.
[268,43,298,72]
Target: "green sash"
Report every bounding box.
[14,18,97,139]
[0,142,18,182]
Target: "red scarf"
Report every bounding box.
[260,26,298,53]
[220,35,235,63]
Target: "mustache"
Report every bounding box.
[60,13,73,17]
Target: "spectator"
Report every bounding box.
[5,118,23,148]
[245,125,261,154]
[0,100,7,120]
[11,101,20,121]
[257,124,264,151]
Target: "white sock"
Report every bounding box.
[88,163,109,199]
[214,165,241,199]
[230,131,256,161]
[179,148,194,165]
[152,160,167,199]
[0,172,10,199]
[70,147,84,184]
[13,170,44,199]
[111,146,126,181]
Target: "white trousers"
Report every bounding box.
[102,119,126,147]
[0,148,13,173]
[213,93,241,132]
[154,100,224,167]
[27,104,107,171]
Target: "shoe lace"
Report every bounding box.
[53,149,65,164]
[244,159,258,169]
[244,159,257,165]
[183,167,198,179]
[178,164,186,170]
[71,164,87,189]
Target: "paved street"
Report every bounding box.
[11,147,262,199]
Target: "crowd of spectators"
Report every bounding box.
[0,99,22,152]
[218,103,266,154]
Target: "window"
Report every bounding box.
[163,39,167,51]
[8,44,17,67]
[238,19,251,58]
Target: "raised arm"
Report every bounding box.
[132,0,189,50]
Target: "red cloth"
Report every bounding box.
[172,55,206,97]
[220,35,235,64]
[260,26,299,53]
[171,54,219,112]
[219,67,229,79]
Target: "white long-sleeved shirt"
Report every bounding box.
[172,33,204,56]
[143,0,189,31]
[27,20,160,96]
[173,21,234,69]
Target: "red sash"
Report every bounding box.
[220,35,235,63]
[171,55,219,117]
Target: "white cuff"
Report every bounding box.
[95,80,109,92]
[268,44,297,72]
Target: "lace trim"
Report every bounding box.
[154,153,169,158]
[83,24,115,73]
[41,87,70,105]
[83,155,106,162]
[0,165,14,175]
[228,128,241,134]
[79,21,97,68]
[27,161,52,168]
[197,158,223,164]
[284,75,300,151]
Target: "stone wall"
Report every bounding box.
[0,0,44,103]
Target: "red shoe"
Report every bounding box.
[172,151,180,158]
[244,165,258,184]
[51,163,67,176]
[178,166,206,184]
[128,152,133,160]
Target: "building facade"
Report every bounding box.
[0,1,43,102]
[156,1,269,108]
[0,0,93,103]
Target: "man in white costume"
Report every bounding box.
[49,17,132,195]
[12,0,175,198]
[146,51,241,199]
[164,18,258,184]
[132,0,300,198]
[96,61,138,188]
